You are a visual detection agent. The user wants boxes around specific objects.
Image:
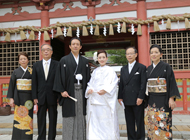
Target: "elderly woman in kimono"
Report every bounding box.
[7,52,33,140]
[145,44,181,140]
[85,50,119,140]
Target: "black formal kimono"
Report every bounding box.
[32,59,58,140]
[53,53,90,117]
[145,61,181,140]
[118,62,146,140]
[53,53,90,140]
[7,66,33,140]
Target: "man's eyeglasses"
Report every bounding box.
[41,48,52,52]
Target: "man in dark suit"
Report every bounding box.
[118,46,146,140]
[32,44,58,140]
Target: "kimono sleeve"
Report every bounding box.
[32,63,38,99]
[167,65,181,99]
[53,59,66,93]
[85,69,95,98]
[102,68,118,97]
[7,71,16,99]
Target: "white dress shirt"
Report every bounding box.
[43,58,51,73]
[128,60,136,74]
[20,66,28,72]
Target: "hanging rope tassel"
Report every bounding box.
[67,27,72,37]
[56,27,63,36]
[166,18,171,30]
[185,18,190,29]
[44,31,50,41]
[109,24,114,35]
[29,30,35,40]
[5,32,11,42]
[94,25,100,36]
[121,22,126,33]
[20,30,27,40]
[137,24,142,35]
[82,26,88,36]
[154,21,160,32]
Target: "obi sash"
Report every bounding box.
[147,78,167,93]
[16,79,31,90]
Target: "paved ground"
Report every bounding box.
[0,102,190,139]
[0,135,186,140]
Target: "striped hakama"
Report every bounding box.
[62,84,86,140]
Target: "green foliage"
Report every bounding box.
[84,49,128,66]
[107,49,128,65]
[85,51,96,57]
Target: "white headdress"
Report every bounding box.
[93,52,97,62]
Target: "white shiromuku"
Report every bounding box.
[85,65,119,140]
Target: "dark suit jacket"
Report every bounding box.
[118,62,146,106]
[32,59,59,105]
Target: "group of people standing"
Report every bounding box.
[7,37,180,140]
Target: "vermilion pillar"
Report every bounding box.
[87,5,95,19]
[39,10,50,60]
[137,0,150,66]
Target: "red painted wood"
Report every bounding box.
[176,101,190,108]
[183,80,188,111]
[40,10,50,60]
[0,77,10,83]
[0,0,190,23]
[87,6,95,19]
[0,2,35,8]
[0,84,2,105]
[0,13,41,22]
[49,9,87,19]
[136,0,149,67]
[146,0,190,10]
[174,71,190,79]
[95,4,137,15]
[172,110,190,115]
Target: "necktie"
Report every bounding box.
[129,65,132,74]
[44,62,49,80]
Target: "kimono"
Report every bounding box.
[85,65,119,140]
[53,53,90,140]
[7,66,33,140]
[145,61,180,140]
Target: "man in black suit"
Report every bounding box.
[118,46,146,140]
[32,44,58,140]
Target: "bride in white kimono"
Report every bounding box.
[85,50,119,140]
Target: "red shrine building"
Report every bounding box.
[0,0,190,114]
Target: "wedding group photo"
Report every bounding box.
[0,0,190,140]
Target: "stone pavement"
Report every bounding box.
[0,103,190,139]
[0,135,185,140]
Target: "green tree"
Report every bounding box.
[85,49,127,66]
[85,51,95,57]
[107,49,128,65]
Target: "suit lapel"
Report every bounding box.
[123,65,129,82]
[47,60,54,80]
[125,62,139,85]
[39,60,46,80]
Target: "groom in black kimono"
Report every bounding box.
[118,46,146,140]
[53,37,90,140]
